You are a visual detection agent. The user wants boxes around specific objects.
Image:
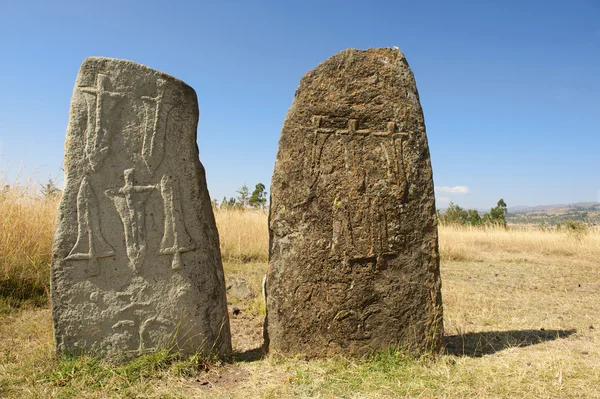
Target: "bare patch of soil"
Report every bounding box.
[191,365,252,390]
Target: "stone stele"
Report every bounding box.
[265,48,443,357]
[51,57,231,360]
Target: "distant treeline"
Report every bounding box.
[438,199,507,227]
[214,183,268,210]
[439,198,600,228]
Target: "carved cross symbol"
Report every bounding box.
[80,74,124,171]
[105,169,157,273]
[311,117,410,182]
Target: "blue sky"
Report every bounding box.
[0,0,598,209]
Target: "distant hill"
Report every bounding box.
[508,202,600,213]
[506,202,600,226]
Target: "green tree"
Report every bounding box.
[441,201,468,225]
[466,209,482,226]
[236,184,250,207]
[249,183,267,209]
[489,198,508,227]
[482,213,492,224]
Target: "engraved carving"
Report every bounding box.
[65,176,116,276]
[111,316,170,354]
[331,195,394,265]
[386,122,409,186]
[311,117,409,182]
[79,74,124,171]
[331,197,353,254]
[141,79,174,175]
[309,116,329,174]
[310,117,408,264]
[139,315,171,354]
[105,169,157,272]
[158,175,196,270]
[370,196,394,258]
[112,287,171,355]
[112,320,135,329]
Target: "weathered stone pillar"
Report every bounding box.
[51,57,231,360]
[265,48,443,357]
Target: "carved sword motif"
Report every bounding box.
[141,79,173,175]
[158,174,196,270]
[65,176,116,276]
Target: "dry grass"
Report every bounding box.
[0,180,59,313]
[214,207,269,263]
[439,224,600,264]
[1,192,600,398]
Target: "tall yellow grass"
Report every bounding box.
[213,207,269,263]
[0,183,58,308]
[439,224,600,264]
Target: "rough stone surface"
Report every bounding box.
[51,57,231,360]
[265,48,443,357]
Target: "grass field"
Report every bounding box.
[1,184,599,398]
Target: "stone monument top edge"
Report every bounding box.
[79,56,196,92]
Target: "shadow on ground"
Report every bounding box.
[232,347,265,363]
[445,328,577,357]
[230,329,578,362]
